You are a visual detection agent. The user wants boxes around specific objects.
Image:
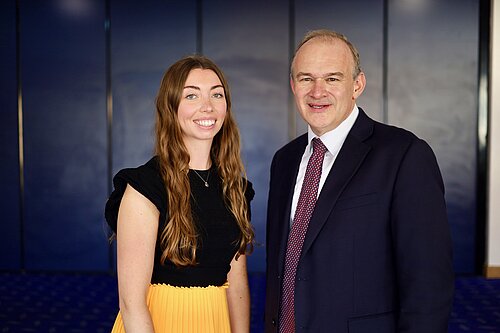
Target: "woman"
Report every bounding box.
[105,55,254,333]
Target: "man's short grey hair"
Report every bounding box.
[291,29,362,79]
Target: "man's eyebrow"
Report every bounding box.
[296,72,344,78]
[325,72,344,78]
[295,72,312,78]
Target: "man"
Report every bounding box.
[265,29,454,332]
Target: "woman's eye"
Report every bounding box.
[212,92,224,98]
[185,94,197,100]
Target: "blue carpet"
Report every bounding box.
[449,277,500,332]
[0,273,498,332]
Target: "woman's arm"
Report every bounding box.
[116,184,159,332]
[227,254,251,333]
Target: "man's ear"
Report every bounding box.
[290,76,296,94]
[353,72,366,99]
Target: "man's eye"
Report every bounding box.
[300,77,313,82]
[326,77,339,82]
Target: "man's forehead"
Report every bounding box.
[299,37,348,52]
[294,41,353,66]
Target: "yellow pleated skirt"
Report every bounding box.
[110,283,231,333]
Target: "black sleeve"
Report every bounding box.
[245,179,255,220]
[104,157,167,232]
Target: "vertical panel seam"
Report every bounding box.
[105,0,114,274]
[16,0,25,272]
[288,0,296,140]
[382,0,388,124]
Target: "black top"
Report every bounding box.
[105,157,254,287]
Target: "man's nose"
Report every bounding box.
[310,79,327,98]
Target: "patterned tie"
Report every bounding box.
[279,138,327,333]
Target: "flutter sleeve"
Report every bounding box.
[104,157,167,232]
[245,179,255,220]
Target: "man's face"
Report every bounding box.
[291,38,365,136]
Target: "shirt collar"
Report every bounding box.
[307,105,360,155]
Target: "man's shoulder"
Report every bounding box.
[354,109,416,144]
[365,116,437,161]
[373,120,417,141]
[273,133,308,158]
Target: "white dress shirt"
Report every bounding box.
[290,105,360,224]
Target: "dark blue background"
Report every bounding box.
[0,0,479,274]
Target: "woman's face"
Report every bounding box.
[177,68,227,147]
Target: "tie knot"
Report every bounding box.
[312,138,327,155]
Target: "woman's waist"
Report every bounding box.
[151,265,230,287]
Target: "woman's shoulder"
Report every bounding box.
[120,156,160,178]
[115,157,164,196]
[117,156,163,184]
[105,156,166,232]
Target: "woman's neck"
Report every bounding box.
[184,139,213,170]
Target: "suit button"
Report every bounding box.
[272,318,277,326]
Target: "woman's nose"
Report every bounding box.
[200,96,213,112]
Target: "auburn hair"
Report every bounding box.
[154,55,254,266]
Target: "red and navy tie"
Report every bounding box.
[279,138,327,332]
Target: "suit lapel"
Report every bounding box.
[301,109,374,257]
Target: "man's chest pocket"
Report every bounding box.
[334,192,379,211]
[348,311,395,332]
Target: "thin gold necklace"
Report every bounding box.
[192,169,210,187]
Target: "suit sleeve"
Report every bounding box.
[264,152,281,332]
[266,153,277,257]
[391,138,454,332]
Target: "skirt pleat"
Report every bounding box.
[110,283,231,333]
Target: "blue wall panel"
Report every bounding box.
[0,1,481,274]
[21,0,108,270]
[0,1,21,269]
[203,0,290,272]
[387,0,479,273]
[111,0,197,173]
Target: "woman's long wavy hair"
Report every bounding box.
[155,55,254,266]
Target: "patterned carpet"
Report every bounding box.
[449,277,500,332]
[0,272,498,332]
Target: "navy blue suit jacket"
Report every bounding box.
[265,109,454,332]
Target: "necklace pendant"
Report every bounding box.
[192,169,210,188]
